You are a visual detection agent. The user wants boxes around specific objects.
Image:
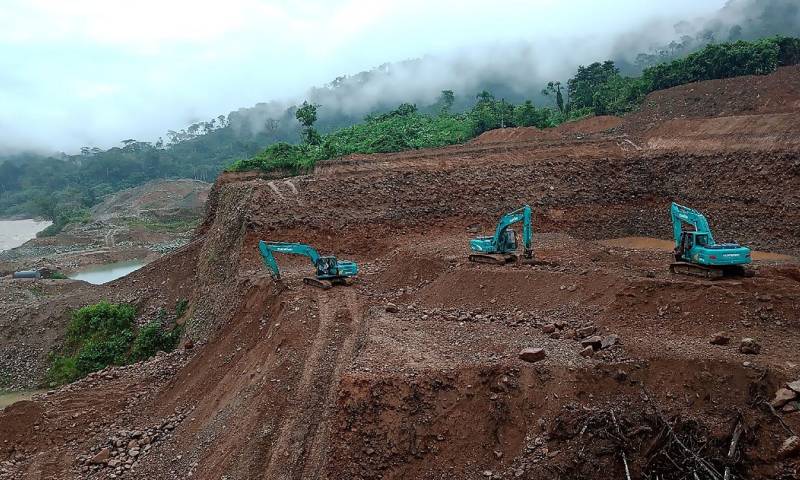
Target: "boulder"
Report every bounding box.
[771,388,798,408]
[601,334,620,349]
[778,436,800,458]
[580,336,603,350]
[709,332,730,346]
[519,348,546,363]
[576,326,596,338]
[738,338,761,355]
[786,380,800,394]
[90,448,110,465]
[385,303,400,313]
[783,401,799,414]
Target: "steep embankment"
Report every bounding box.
[2,67,800,480]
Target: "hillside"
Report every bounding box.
[1,66,799,479]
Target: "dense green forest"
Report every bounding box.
[1,27,798,227]
[233,36,800,174]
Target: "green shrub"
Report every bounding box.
[37,208,90,238]
[175,298,189,318]
[46,301,183,386]
[129,320,182,362]
[643,38,781,91]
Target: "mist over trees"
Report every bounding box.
[1,0,799,224]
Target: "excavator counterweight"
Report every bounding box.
[258,240,358,289]
[669,203,751,279]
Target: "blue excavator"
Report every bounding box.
[469,205,535,264]
[670,202,751,278]
[258,240,358,289]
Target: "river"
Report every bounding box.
[0,219,52,252]
[69,259,146,284]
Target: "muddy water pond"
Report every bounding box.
[0,219,52,251]
[0,389,47,410]
[69,259,146,285]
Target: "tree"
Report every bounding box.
[437,90,455,114]
[295,101,320,145]
[567,61,619,111]
[541,82,565,113]
[513,100,548,128]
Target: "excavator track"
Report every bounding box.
[469,253,517,265]
[669,262,749,279]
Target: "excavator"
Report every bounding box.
[469,205,535,264]
[258,240,358,289]
[669,202,751,279]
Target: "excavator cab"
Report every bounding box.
[315,256,338,278]
[498,229,518,251]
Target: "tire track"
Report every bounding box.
[262,289,363,480]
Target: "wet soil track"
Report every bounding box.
[2,67,800,479]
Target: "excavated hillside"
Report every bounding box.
[1,67,800,480]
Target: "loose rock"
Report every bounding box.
[709,332,730,346]
[580,336,603,350]
[771,388,798,408]
[90,448,110,465]
[600,334,620,349]
[385,303,400,313]
[778,436,800,458]
[519,348,546,363]
[579,346,594,358]
[738,338,761,355]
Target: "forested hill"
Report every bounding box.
[1,0,799,225]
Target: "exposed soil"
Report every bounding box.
[2,67,800,479]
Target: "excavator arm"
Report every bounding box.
[670,202,714,246]
[258,240,321,280]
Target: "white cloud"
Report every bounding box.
[0,0,726,152]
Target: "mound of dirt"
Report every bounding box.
[627,65,800,128]
[554,114,623,135]
[471,115,623,145]
[91,179,211,221]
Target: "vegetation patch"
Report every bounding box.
[233,36,800,175]
[47,301,183,386]
[123,218,199,233]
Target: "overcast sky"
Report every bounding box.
[0,0,726,153]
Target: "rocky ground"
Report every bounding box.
[1,67,800,479]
